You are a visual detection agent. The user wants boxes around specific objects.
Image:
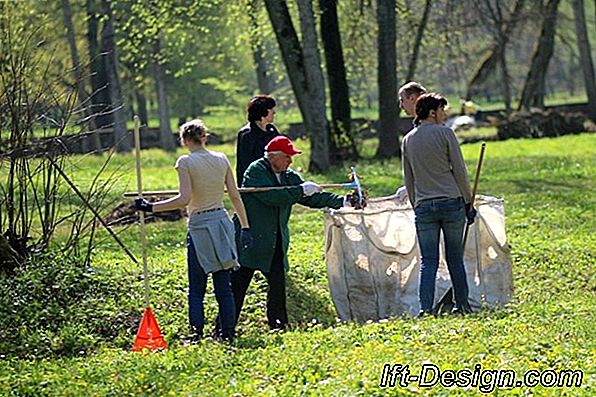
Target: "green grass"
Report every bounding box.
[0,133,595,396]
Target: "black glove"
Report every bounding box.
[345,190,368,210]
[465,203,477,225]
[240,228,253,250]
[135,198,153,212]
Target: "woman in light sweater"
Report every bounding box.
[401,93,476,317]
[135,119,253,342]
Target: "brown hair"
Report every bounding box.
[413,93,448,126]
[179,119,208,143]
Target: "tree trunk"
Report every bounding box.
[135,89,149,125]
[153,37,176,151]
[296,0,330,172]
[466,0,526,101]
[376,0,399,158]
[519,0,561,110]
[405,0,431,84]
[85,0,113,131]
[249,0,273,94]
[61,0,101,152]
[320,0,358,163]
[264,0,330,171]
[498,43,512,115]
[100,0,130,152]
[572,0,596,120]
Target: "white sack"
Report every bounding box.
[324,194,513,321]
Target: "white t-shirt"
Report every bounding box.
[175,150,230,215]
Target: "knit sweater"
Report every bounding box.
[401,123,472,208]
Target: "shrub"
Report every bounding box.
[0,253,141,358]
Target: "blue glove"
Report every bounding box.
[240,228,253,250]
[465,203,477,225]
[135,198,153,212]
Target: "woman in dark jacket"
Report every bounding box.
[235,95,279,184]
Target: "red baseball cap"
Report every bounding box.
[265,135,302,155]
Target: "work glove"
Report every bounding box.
[240,228,253,250]
[300,181,322,196]
[465,203,477,225]
[134,198,153,212]
[344,190,368,210]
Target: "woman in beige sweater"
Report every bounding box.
[135,119,252,342]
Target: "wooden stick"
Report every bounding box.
[134,115,151,309]
[48,157,139,265]
[122,182,356,197]
[462,142,487,248]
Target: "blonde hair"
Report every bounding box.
[179,119,208,143]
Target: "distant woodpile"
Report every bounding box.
[497,109,595,140]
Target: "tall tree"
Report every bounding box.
[376,0,399,158]
[85,0,113,131]
[404,0,432,84]
[61,0,101,151]
[248,0,273,94]
[264,0,330,171]
[320,0,358,162]
[466,0,527,115]
[572,0,596,120]
[100,0,130,152]
[519,0,561,110]
[153,36,176,151]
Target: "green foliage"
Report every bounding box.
[0,133,594,395]
[0,253,142,358]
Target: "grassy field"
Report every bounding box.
[0,133,594,396]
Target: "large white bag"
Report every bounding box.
[324,194,513,321]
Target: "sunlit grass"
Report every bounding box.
[0,133,594,396]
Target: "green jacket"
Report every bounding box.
[235,157,343,272]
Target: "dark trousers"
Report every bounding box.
[230,236,288,330]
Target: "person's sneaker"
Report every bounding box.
[187,326,203,344]
[451,305,473,316]
[417,309,433,318]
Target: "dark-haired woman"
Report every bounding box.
[135,119,253,342]
[401,93,475,317]
[236,95,280,184]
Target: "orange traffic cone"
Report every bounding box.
[132,307,167,352]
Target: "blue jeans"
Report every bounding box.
[187,234,235,339]
[414,197,470,312]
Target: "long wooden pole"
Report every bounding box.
[462,142,486,248]
[134,116,151,308]
[122,182,357,197]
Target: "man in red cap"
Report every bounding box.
[225,135,362,331]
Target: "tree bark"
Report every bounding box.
[320,0,358,163]
[264,0,330,171]
[572,0,596,120]
[376,0,399,158]
[498,43,513,115]
[248,0,273,94]
[153,37,176,151]
[296,0,330,172]
[61,0,101,152]
[100,0,130,152]
[85,0,113,131]
[135,89,149,125]
[519,0,561,110]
